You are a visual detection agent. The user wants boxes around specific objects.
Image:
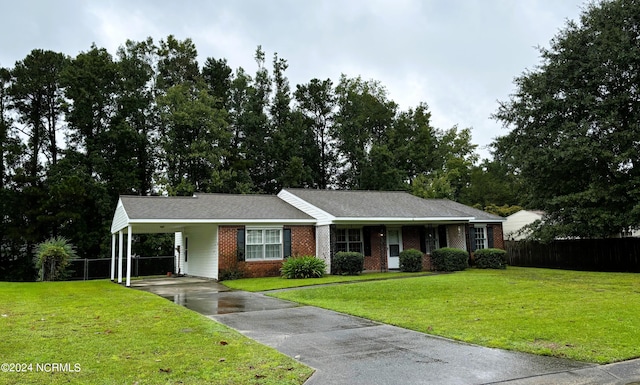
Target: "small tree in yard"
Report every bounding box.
[34,237,78,281]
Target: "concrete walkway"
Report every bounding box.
[133,277,640,385]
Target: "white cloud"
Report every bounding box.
[84,4,163,54]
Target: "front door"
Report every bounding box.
[387,228,402,269]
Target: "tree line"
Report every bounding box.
[0,36,521,280]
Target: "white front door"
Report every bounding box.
[387,228,402,269]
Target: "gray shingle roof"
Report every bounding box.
[283,189,503,221]
[120,194,314,221]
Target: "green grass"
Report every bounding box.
[0,280,312,385]
[270,267,640,364]
[221,271,432,292]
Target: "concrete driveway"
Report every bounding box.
[133,277,640,385]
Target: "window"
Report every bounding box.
[336,228,362,253]
[184,237,188,262]
[473,226,487,250]
[246,228,283,260]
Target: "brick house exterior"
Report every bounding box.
[218,225,316,278]
[110,189,505,284]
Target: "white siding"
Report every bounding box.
[316,225,331,273]
[110,199,130,233]
[174,232,185,275]
[503,210,543,240]
[181,225,218,279]
[278,189,335,225]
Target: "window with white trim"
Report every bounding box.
[246,228,283,260]
[336,228,362,253]
[473,226,487,250]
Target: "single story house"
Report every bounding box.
[110,189,505,286]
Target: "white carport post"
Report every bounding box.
[126,225,132,287]
[118,230,123,283]
[110,233,116,281]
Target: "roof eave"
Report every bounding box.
[470,218,506,223]
[331,217,475,224]
[127,218,318,225]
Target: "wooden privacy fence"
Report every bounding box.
[68,256,175,280]
[505,239,640,272]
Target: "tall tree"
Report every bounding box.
[0,66,35,280]
[224,67,255,193]
[59,45,119,257]
[240,46,274,193]
[409,125,478,200]
[158,82,230,195]
[459,158,525,208]
[10,49,68,180]
[493,0,640,239]
[360,144,404,190]
[156,35,200,91]
[294,78,336,188]
[63,45,118,174]
[436,126,478,201]
[202,57,232,109]
[7,51,69,273]
[0,67,14,193]
[112,38,159,196]
[390,103,439,185]
[270,53,316,189]
[333,75,397,189]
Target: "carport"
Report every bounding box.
[109,194,316,286]
[109,196,217,287]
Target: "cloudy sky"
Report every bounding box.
[1,0,587,159]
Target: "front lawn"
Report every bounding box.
[0,280,312,385]
[271,267,640,364]
[221,271,431,292]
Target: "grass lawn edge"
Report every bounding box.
[220,271,434,292]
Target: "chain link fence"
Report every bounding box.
[67,256,175,280]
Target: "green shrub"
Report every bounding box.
[281,256,326,279]
[33,236,77,281]
[399,249,424,272]
[332,252,364,275]
[431,247,469,272]
[474,248,508,269]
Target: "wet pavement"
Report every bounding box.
[132,277,300,315]
[132,277,640,385]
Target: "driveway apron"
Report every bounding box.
[133,278,628,385]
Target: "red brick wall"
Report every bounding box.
[218,226,238,272]
[402,226,421,250]
[290,226,315,256]
[240,261,283,278]
[491,224,505,250]
[422,254,432,271]
[364,229,385,271]
[218,225,316,279]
